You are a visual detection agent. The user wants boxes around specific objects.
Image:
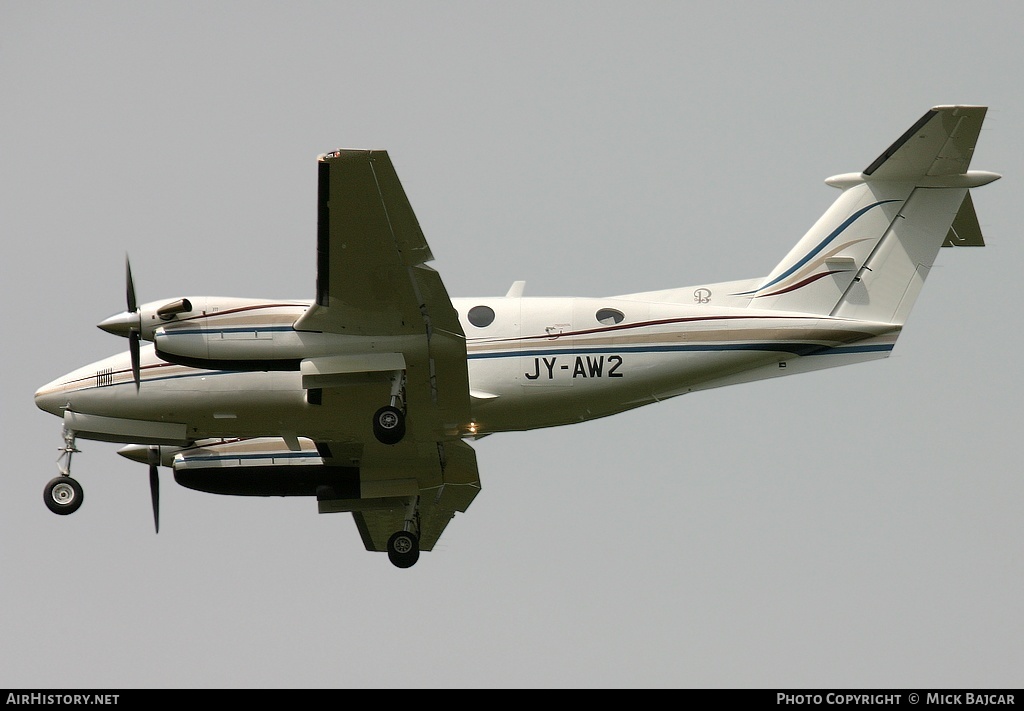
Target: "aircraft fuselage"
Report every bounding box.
[35,295,898,442]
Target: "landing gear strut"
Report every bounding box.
[386,496,421,568]
[44,427,84,515]
[372,371,407,445]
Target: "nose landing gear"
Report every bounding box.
[44,427,84,515]
[44,476,83,515]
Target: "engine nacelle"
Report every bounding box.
[152,297,312,370]
[152,296,429,373]
[97,295,197,340]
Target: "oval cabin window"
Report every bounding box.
[595,308,625,325]
[468,305,496,328]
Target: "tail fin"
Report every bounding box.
[744,106,999,323]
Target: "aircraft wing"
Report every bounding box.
[172,437,480,552]
[293,149,471,439]
[293,149,461,338]
[347,439,481,552]
[284,150,477,556]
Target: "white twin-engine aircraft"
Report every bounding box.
[35,106,999,567]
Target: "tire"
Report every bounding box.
[372,405,406,445]
[44,476,84,515]
[387,531,420,568]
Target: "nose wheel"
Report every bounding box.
[44,426,84,515]
[44,476,84,515]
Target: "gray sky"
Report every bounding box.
[2,1,1021,688]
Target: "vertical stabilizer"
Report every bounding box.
[738,180,913,314]
[832,186,966,324]
[742,106,997,323]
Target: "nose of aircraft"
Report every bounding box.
[34,376,67,416]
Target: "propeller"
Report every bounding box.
[129,332,141,391]
[126,257,142,391]
[126,254,137,314]
[98,257,194,390]
[148,445,160,533]
[97,256,143,390]
[117,444,164,533]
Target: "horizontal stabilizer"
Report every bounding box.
[942,192,985,247]
[864,106,986,179]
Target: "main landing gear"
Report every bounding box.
[387,530,419,568]
[372,371,407,446]
[386,496,421,568]
[44,427,84,516]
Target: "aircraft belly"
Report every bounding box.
[53,346,463,445]
[470,349,781,431]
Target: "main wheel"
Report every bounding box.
[44,476,84,515]
[372,405,406,445]
[387,530,420,568]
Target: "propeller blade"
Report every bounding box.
[129,330,141,391]
[125,255,137,314]
[148,446,160,534]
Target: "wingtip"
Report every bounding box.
[930,104,988,111]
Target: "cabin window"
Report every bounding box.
[595,308,625,325]
[468,305,496,328]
